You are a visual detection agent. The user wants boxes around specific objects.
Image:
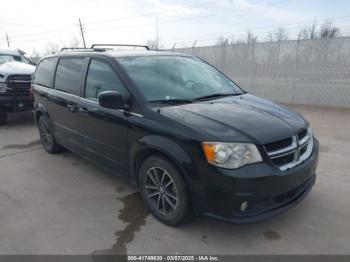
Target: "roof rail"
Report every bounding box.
[61,47,93,52]
[90,44,150,50]
[60,44,150,53]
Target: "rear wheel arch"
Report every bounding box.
[36,110,54,131]
[37,114,63,154]
[35,107,55,132]
[35,110,44,123]
[35,102,48,123]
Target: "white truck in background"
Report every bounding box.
[0,48,36,125]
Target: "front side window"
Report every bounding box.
[85,59,127,101]
[117,56,243,102]
[54,58,85,96]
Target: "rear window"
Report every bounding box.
[34,58,58,88]
[54,58,85,96]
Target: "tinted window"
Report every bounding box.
[54,58,85,95]
[34,58,58,88]
[85,60,127,101]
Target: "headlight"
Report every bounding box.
[202,142,262,169]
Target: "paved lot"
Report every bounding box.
[0,105,349,255]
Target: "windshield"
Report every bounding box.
[0,54,22,65]
[117,56,243,102]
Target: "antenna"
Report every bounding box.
[6,33,10,47]
[79,18,87,48]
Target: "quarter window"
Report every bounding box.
[54,58,85,96]
[34,57,58,88]
[85,59,126,101]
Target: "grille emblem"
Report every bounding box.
[265,129,312,171]
[293,136,300,161]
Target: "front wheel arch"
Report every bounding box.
[135,149,184,185]
[129,135,196,186]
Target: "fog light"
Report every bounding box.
[18,102,24,108]
[240,201,248,212]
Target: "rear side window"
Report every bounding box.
[34,58,58,88]
[54,58,85,96]
[85,59,127,101]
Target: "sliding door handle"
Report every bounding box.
[67,103,78,112]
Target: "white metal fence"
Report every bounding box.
[172,37,350,108]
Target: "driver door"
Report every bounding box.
[78,58,129,176]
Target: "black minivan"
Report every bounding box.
[32,45,319,225]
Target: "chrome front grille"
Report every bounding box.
[264,127,314,171]
[3,75,32,97]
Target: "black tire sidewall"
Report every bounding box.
[139,156,191,226]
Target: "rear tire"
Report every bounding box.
[38,115,63,154]
[139,155,192,226]
[0,108,7,125]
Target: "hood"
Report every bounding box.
[156,94,307,144]
[0,61,36,80]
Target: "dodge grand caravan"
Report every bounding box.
[32,44,319,225]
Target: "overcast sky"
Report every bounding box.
[1,0,350,55]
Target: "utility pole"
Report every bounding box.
[192,40,197,55]
[78,18,86,48]
[6,33,10,47]
[156,18,159,50]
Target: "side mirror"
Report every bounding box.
[98,91,127,109]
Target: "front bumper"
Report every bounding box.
[0,96,33,112]
[191,138,319,223]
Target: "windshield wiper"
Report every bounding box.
[149,93,242,104]
[149,98,193,104]
[193,93,241,101]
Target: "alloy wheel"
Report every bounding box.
[145,167,178,215]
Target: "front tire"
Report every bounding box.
[0,108,7,125]
[38,115,63,154]
[139,156,192,225]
